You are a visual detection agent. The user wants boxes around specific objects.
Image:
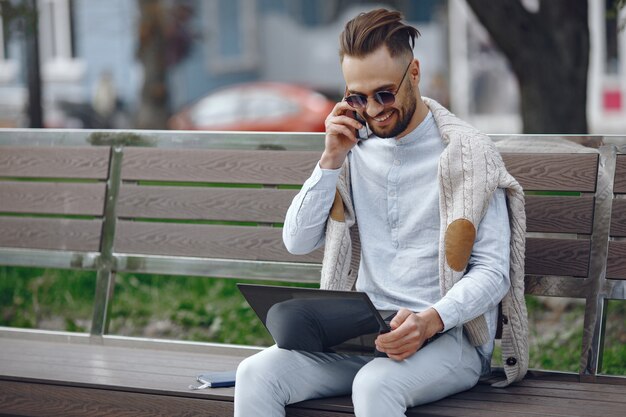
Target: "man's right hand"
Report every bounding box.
[319,101,363,169]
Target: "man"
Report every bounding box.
[235,9,528,417]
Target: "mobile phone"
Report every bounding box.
[349,111,367,140]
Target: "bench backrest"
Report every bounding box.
[498,138,626,382]
[0,146,111,267]
[114,147,323,273]
[609,154,626,279]
[0,130,624,383]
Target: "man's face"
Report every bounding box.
[342,46,419,139]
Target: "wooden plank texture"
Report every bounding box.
[525,196,594,234]
[0,338,244,397]
[525,238,590,277]
[425,396,623,417]
[121,148,320,185]
[0,217,102,251]
[501,153,597,192]
[468,381,626,403]
[614,155,626,193]
[0,181,106,215]
[607,241,626,280]
[114,220,323,263]
[0,381,234,417]
[610,199,626,237]
[117,184,298,223]
[0,146,110,179]
[450,390,624,417]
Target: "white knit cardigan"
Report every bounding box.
[320,98,528,387]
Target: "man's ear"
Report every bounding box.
[412,58,421,84]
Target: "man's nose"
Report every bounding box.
[365,98,384,118]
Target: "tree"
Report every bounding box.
[136,0,169,130]
[135,0,194,130]
[0,0,43,128]
[465,0,590,134]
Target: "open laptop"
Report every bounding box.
[237,283,394,356]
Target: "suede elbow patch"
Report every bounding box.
[445,218,476,272]
[329,189,345,222]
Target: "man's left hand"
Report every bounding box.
[375,308,444,361]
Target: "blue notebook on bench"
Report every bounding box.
[189,370,236,390]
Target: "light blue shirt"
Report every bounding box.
[283,112,510,372]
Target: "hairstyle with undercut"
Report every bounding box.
[339,9,420,62]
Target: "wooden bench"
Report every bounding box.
[0,130,625,416]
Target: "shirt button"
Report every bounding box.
[393,159,401,166]
[506,357,517,366]
[389,191,396,197]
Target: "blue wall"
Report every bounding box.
[74,0,139,107]
[166,0,258,112]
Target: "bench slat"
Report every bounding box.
[468,381,626,403]
[117,189,595,233]
[0,380,234,417]
[410,404,567,417]
[525,196,594,234]
[114,220,323,264]
[447,391,624,417]
[0,217,102,252]
[117,184,298,223]
[501,153,598,192]
[524,276,588,298]
[610,199,626,237]
[607,241,626,280]
[614,154,626,193]
[0,181,106,216]
[121,148,320,185]
[0,146,110,179]
[525,238,590,277]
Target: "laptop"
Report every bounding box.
[237,283,394,356]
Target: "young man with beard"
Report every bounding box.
[234,9,528,417]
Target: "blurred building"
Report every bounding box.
[0,0,624,134]
[449,0,626,134]
[0,0,443,129]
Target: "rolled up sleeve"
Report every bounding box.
[282,163,341,255]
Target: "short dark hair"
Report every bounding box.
[339,9,420,62]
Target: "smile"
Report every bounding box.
[373,110,394,123]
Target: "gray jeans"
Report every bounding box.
[234,326,482,417]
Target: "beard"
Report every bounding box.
[367,82,417,139]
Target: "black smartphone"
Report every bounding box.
[349,111,368,140]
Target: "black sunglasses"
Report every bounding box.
[344,61,412,110]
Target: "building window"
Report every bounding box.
[204,0,258,73]
[1,9,8,60]
[38,0,85,82]
[0,3,18,83]
[605,0,619,74]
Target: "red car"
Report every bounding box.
[168,82,335,132]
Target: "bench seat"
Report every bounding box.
[1,332,624,417]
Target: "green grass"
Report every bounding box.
[1,267,624,375]
[0,267,96,331]
[107,273,300,346]
[0,266,317,346]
